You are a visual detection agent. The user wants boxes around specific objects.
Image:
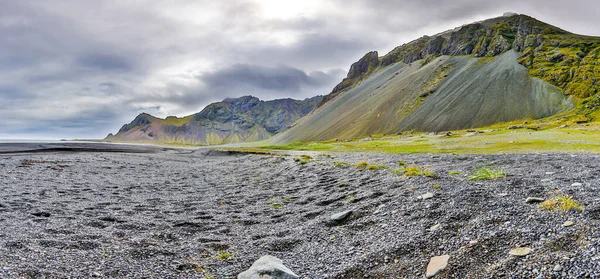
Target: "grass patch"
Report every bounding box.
[448,171,460,175]
[334,161,350,167]
[540,191,584,212]
[356,161,369,169]
[393,165,436,177]
[398,160,407,166]
[216,252,231,260]
[366,164,388,170]
[467,167,505,180]
[433,184,442,189]
[294,156,311,165]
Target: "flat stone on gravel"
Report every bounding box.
[238,255,299,279]
[417,192,434,200]
[429,224,441,232]
[562,221,574,227]
[571,182,583,187]
[525,197,545,203]
[426,255,450,278]
[330,210,352,221]
[553,264,563,272]
[509,247,532,257]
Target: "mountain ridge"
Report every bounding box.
[106,95,322,145]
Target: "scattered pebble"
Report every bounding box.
[562,221,574,227]
[571,182,583,187]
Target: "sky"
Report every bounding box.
[1,0,599,139]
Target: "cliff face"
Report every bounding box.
[106,95,323,145]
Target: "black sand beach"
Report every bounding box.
[0,143,599,278]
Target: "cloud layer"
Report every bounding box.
[1,0,598,139]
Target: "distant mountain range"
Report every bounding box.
[108,13,600,145]
[105,96,322,145]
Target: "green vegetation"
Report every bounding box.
[398,160,407,167]
[467,167,506,180]
[403,165,436,177]
[540,191,584,212]
[391,164,436,177]
[390,169,404,175]
[355,161,369,169]
[433,184,442,189]
[294,156,311,165]
[266,199,284,209]
[355,161,388,171]
[448,171,461,175]
[217,252,232,260]
[334,161,350,167]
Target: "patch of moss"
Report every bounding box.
[540,191,584,212]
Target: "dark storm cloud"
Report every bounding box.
[1,0,599,139]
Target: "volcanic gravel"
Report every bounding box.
[0,145,599,278]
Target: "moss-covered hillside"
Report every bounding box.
[323,14,599,108]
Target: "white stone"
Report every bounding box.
[509,247,532,256]
[426,255,450,278]
[417,192,434,200]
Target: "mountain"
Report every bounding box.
[271,13,600,143]
[105,95,322,145]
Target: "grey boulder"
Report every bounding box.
[238,255,299,279]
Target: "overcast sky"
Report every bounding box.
[1,0,599,139]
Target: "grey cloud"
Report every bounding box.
[1,0,599,139]
[202,64,341,93]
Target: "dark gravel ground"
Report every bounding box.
[0,144,599,278]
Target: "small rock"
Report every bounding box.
[525,197,545,203]
[238,255,299,279]
[553,264,563,272]
[571,182,583,187]
[545,172,555,175]
[417,192,434,200]
[31,212,51,218]
[562,221,574,227]
[429,224,441,231]
[426,255,450,278]
[509,247,532,257]
[330,210,352,221]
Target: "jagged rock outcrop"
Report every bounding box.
[318,51,379,108]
